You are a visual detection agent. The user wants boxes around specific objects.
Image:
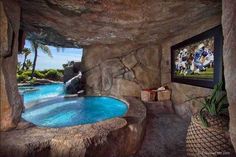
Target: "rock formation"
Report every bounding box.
[82,43,161,97]
[1,0,236,154]
[0,0,223,131]
[0,0,23,131]
[20,0,221,47]
[65,73,85,94]
[63,61,81,83]
[222,0,236,150]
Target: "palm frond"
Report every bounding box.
[38,44,52,58]
[200,108,208,127]
[209,82,221,105]
[22,48,31,56]
[196,81,229,127]
[29,40,38,53]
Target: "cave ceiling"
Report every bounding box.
[20,0,221,47]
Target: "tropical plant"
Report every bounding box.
[17,62,22,73]
[19,48,31,70]
[45,69,62,81]
[17,73,29,82]
[25,59,33,70]
[21,70,32,76]
[199,82,229,127]
[185,82,234,156]
[34,70,45,79]
[29,40,52,79]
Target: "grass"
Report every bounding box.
[175,68,214,79]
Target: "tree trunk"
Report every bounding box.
[31,46,38,79]
[21,55,27,70]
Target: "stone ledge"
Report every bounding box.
[0,97,146,157]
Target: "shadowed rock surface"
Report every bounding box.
[222,0,236,150]
[20,0,221,46]
[63,61,81,83]
[0,0,23,131]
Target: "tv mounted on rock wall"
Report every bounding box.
[171,25,223,88]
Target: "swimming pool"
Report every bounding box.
[18,83,64,105]
[22,96,128,128]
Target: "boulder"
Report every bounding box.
[63,62,81,83]
[65,73,85,94]
[63,66,75,83]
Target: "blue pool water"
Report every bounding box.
[18,83,64,105]
[22,96,128,128]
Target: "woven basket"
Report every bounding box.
[186,113,235,157]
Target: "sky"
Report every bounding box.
[18,40,83,70]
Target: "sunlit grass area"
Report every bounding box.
[175,67,213,79]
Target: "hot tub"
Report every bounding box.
[1,97,146,157]
[22,96,128,128]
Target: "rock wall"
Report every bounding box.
[0,0,23,131]
[222,0,236,150]
[82,43,161,97]
[160,15,221,119]
[63,61,81,83]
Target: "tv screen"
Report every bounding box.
[173,37,214,80]
[171,25,223,88]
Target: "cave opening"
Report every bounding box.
[17,36,84,106]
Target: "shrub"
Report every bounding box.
[45,69,62,81]
[34,70,45,79]
[17,73,29,82]
[17,70,23,75]
[21,70,32,77]
[40,69,49,74]
[57,69,64,74]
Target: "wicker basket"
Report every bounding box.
[186,113,235,157]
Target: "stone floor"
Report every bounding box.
[134,102,190,157]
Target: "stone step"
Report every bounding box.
[144,100,174,114]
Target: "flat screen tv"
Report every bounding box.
[171,25,223,88]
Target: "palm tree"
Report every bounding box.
[25,59,33,70]
[17,62,22,73]
[29,40,52,79]
[20,48,31,70]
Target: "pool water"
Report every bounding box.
[18,83,64,105]
[22,96,128,128]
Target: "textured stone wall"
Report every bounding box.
[82,43,161,97]
[160,15,221,119]
[222,0,236,150]
[0,0,23,131]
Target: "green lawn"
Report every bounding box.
[175,68,213,79]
